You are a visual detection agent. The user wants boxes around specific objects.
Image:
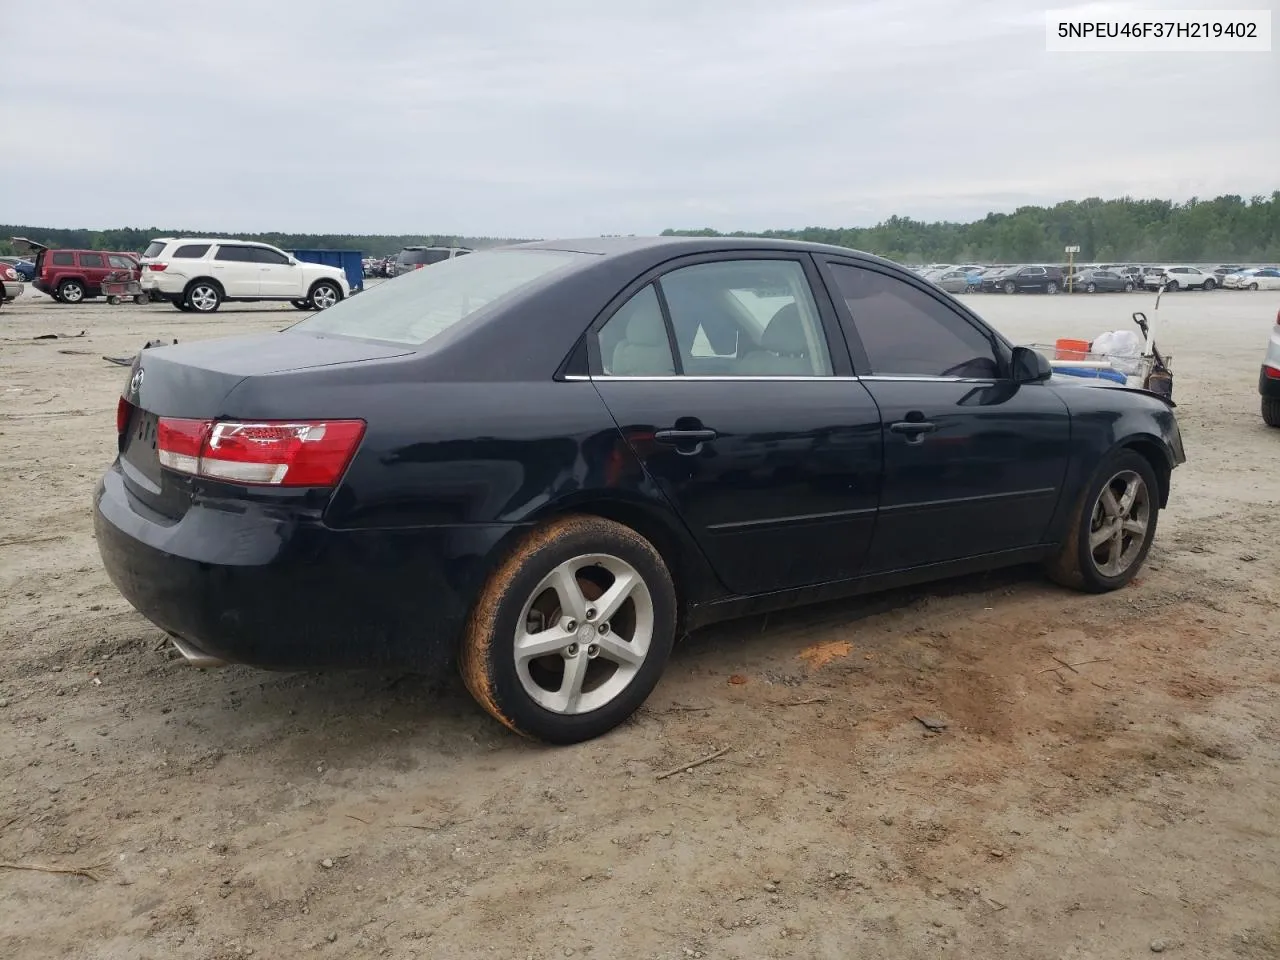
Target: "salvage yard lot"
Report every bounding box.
[2,289,1279,959]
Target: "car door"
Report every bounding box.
[77,252,107,293]
[253,245,305,298]
[816,257,1071,573]
[1257,269,1280,291]
[210,244,260,296]
[588,254,883,596]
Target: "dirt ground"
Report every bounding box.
[1,284,1279,960]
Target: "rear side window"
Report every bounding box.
[826,263,1000,379]
[52,252,75,266]
[79,253,105,268]
[214,245,257,262]
[598,285,674,376]
[142,241,167,258]
[292,249,586,347]
[172,244,210,258]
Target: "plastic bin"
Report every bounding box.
[1054,338,1091,360]
[288,249,364,293]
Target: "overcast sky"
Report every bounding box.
[2,0,1275,236]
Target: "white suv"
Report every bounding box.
[140,238,350,313]
[1142,265,1217,292]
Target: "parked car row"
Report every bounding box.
[7,236,352,313]
[363,246,472,279]
[909,261,1279,295]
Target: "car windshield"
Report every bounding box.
[291,249,587,346]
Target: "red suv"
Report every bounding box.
[14,238,141,304]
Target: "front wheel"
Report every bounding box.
[1248,282,1259,291]
[460,515,677,743]
[1165,281,1179,292]
[1045,282,1058,295]
[308,281,342,310]
[1086,282,1097,294]
[1003,281,1016,294]
[1124,282,1134,292]
[1263,398,1280,427]
[1046,450,1159,593]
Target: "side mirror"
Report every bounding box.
[1011,345,1052,383]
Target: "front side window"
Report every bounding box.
[657,259,832,376]
[292,249,585,347]
[249,246,291,265]
[172,244,211,259]
[597,284,675,376]
[826,263,1000,379]
[79,253,105,268]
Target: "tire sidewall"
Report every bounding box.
[187,282,221,312]
[309,281,341,310]
[466,519,677,743]
[59,280,84,302]
[1072,450,1160,591]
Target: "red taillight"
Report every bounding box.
[116,397,133,434]
[156,418,365,487]
[147,262,168,271]
[414,264,425,270]
[1265,366,1280,381]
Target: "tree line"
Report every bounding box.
[3,193,1277,263]
[663,194,1280,264]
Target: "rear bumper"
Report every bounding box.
[93,463,520,672]
[1,281,22,300]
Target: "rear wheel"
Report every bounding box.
[1263,398,1280,427]
[1046,450,1159,593]
[460,515,677,743]
[186,282,222,313]
[58,280,85,303]
[1046,281,1058,295]
[1124,281,1134,292]
[1202,278,1216,291]
[1165,280,1179,292]
[1086,282,1097,294]
[1248,282,1259,291]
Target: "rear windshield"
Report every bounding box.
[291,249,586,346]
[143,241,167,258]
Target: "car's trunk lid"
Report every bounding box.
[117,333,411,518]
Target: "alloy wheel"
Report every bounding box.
[1087,470,1151,578]
[60,282,84,303]
[311,284,339,309]
[189,284,219,311]
[513,553,653,715]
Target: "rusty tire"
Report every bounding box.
[1045,450,1159,593]
[459,515,676,744]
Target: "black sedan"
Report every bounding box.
[1069,269,1136,293]
[95,237,1185,743]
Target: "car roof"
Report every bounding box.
[508,234,903,266]
[153,237,279,247]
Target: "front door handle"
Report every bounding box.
[889,419,937,444]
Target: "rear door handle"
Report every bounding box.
[655,428,718,444]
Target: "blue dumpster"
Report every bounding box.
[288,249,364,293]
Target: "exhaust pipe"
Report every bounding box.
[167,633,229,668]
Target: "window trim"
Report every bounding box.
[815,255,1012,380]
[584,251,852,379]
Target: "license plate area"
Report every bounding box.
[122,409,163,486]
